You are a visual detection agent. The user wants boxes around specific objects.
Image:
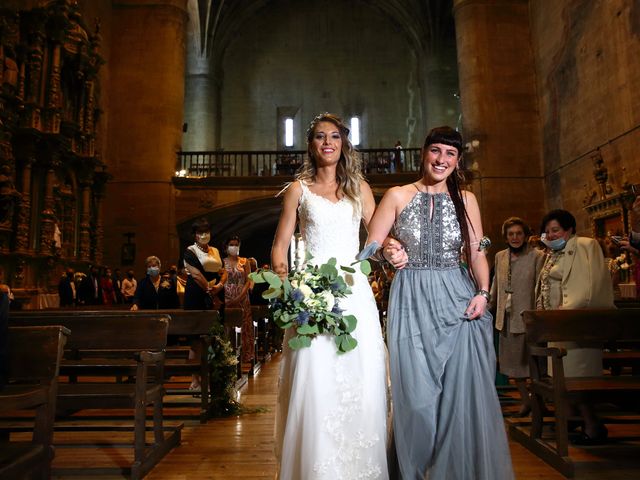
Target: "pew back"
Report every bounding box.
[523,308,640,344]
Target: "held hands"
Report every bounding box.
[382,238,408,269]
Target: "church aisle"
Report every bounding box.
[143,353,558,480]
[146,358,280,480]
[144,353,638,480]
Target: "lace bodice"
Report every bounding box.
[392,192,462,269]
[298,182,361,265]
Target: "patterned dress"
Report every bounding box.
[224,257,254,362]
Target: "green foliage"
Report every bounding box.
[206,320,241,416]
[254,254,371,355]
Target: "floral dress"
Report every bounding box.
[224,257,254,362]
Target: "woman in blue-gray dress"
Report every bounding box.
[365,126,514,479]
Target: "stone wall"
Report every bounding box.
[530,0,640,234]
[218,0,432,151]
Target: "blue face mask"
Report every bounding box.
[541,234,567,251]
[147,266,160,277]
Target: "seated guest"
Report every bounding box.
[535,209,614,444]
[121,270,137,303]
[131,256,179,310]
[58,268,76,307]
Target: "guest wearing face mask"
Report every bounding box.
[121,269,137,303]
[535,209,614,444]
[182,218,227,312]
[223,235,254,364]
[489,217,545,416]
[131,256,177,310]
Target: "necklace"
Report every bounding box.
[195,242,209,253]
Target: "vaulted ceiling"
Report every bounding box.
[188,0,455,63]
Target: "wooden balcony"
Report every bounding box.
[175,148,422,178]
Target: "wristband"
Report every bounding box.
[475,289,490,301]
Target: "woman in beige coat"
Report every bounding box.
[490,217,544,416]
[536,209,614,443]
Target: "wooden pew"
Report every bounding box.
[11,309,220,422]
[252,305,272,362]
[0,326,68,480]
[8,313,181,479]
[224,308,246,387]
[509,308,640,477]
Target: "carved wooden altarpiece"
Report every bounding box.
[0,0,107,306]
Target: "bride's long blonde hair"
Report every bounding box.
[296,113,364,213]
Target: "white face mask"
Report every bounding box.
[227,245,240,256]
[196,232,210,245]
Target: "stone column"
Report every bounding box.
[453,0,545,246]
[104,0,187,273]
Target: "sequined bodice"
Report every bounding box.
[298,182,361,265]
[392,192,462,269]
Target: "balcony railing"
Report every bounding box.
[176,148,422,177]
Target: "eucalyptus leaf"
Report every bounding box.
[263,287,282,299]
[262,270,283,288]
[248,271,267,283]
[320,263,338,278]
[340,265,356,273]
[359,260,372,275]
[297,323,319,335]
[288,335,312,350]
[340,335,358,352]
[343,314,357,333]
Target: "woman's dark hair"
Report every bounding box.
[423,126,463,155]
[422,126,474,269]
[191,217,211,234]
[224,235,241,250]
[501,217,532,238]
[540,209,576,234]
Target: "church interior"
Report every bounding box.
[1,0,640,478]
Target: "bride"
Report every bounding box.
[271,113,401,479]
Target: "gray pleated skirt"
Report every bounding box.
[387,266,514,480]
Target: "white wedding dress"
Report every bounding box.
[275,182,389,480]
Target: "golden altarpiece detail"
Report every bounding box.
[0,0,107,306]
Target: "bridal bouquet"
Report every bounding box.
[249,252,371,354]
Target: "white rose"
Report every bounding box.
[290,279,299,288]
[298,284,313,298]
[318,291,335,311]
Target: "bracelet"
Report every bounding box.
[371,246,389,265]
[475,289,490,301]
